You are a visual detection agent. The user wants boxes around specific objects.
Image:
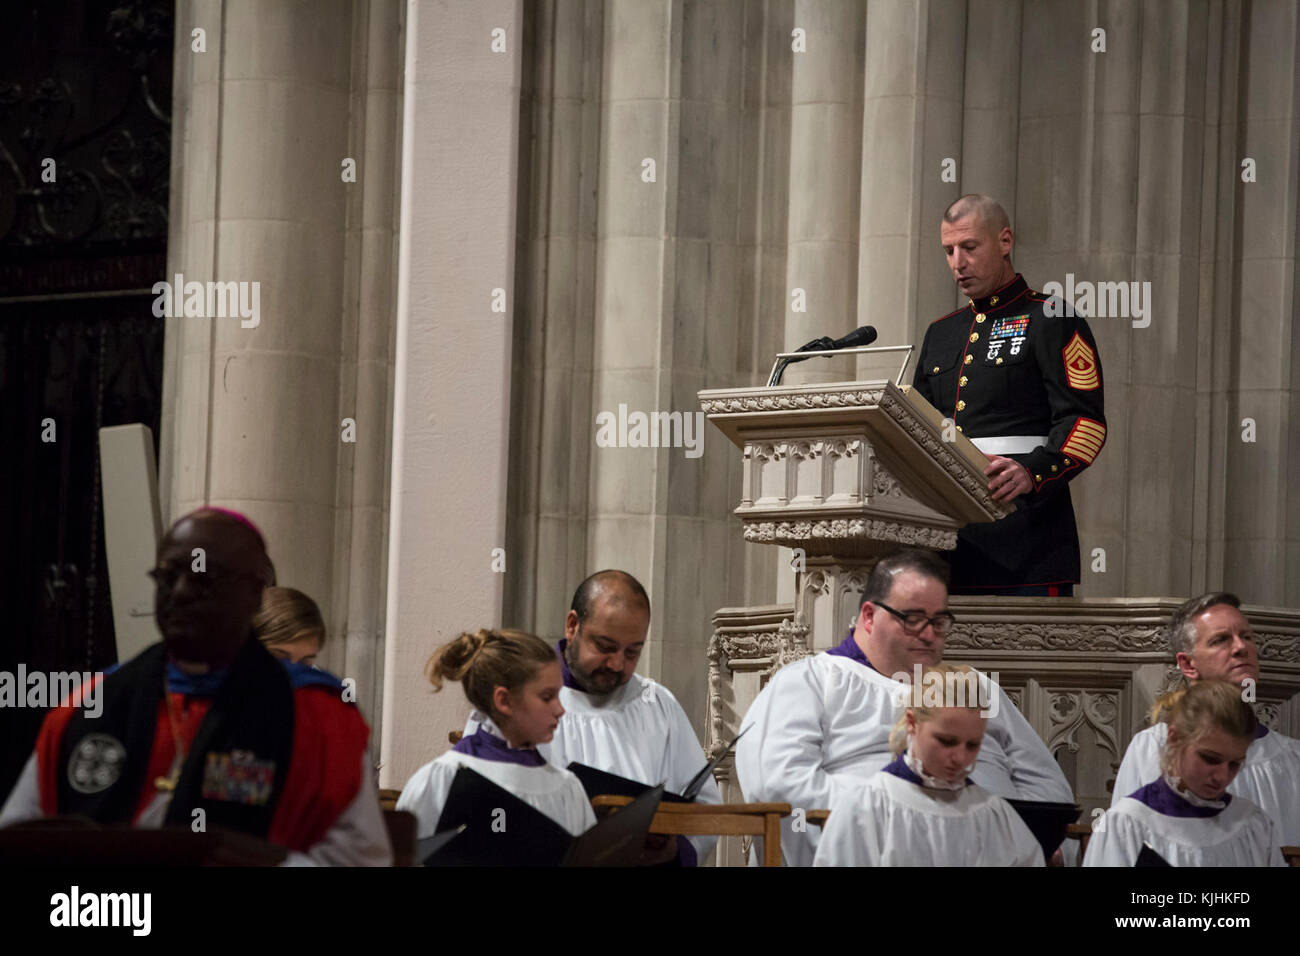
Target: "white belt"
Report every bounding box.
[968,435,1047,456]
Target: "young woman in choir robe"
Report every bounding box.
[1085,680,1285,866]
[397,629,596,839]
[813,664,1044,867]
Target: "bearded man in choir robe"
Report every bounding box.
[0,508,391,866]
[466,569,721,865]
[736,548,1074,867]
[1111,592,1300,845]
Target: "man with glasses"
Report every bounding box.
[735,548,1073,866]
[0,508,391,866]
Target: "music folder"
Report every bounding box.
[1005,799,1081,862]
[422,767,662,867]
[1134,842,1172,867]
[568,725,750,803]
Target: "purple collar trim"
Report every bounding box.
[881,753,924,786]
[1130,776,1230,818]
[451,725,546,768]
[555,639,586,691]
[824,629,878,672]
[881,752,973,790]
[1255,722,1269,739]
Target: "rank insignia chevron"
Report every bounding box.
[1063,332,1100,390]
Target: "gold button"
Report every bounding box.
[995,357,1003,365]
[1051,465,1058,472]
[964,355,972,365]
[956,425,963,433]
[1034,473,1042,481]
[932,366,940,373]
[969,332,979,343]
[1064,458,1071,465]
[959,376,968,386]
[976,313,986,323]
[956,400,966,411]
[990,296,999,305]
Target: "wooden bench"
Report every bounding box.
[591,795,792,867]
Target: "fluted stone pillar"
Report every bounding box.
[783,0,863,385]
[858,0,966,363]
[160,1,400,742]
[379,0,525,785]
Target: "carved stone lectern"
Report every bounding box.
[697,379,1007,651]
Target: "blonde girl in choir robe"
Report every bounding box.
[397,629,596,838]
[813,664,1043,867]
[1084,680,1285,866]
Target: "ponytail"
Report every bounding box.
[426,628,558,717]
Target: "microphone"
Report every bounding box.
[769,326,878,386]
[831,325,877,350]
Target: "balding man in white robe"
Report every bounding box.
[1111,591,1300,846]
[736,549,1074,866]
[467,570,721,865]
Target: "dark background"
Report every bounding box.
[0,0,171,799]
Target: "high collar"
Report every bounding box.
[555,638,587,692]
[824,628,878,672]
[1131,775,1231,818]
[881,752,973,791]
[453,712,547,767]
[164,659,229,696]
[968,273,1028,314]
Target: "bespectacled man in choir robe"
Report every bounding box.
[1110,592,1300,846]
[0,508,392,866]
[736,548,1074,867]
[466,570,721,865]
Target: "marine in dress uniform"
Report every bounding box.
[913,273,1106,593]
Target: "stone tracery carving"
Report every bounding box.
[946,622,1166,653]
[1047,690,1120,761]
[743,519,957,549]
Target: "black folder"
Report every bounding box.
[1005,799,1081,863]
[567,725,750,804]
[1135,842,1172,867]
[422,767,662,867]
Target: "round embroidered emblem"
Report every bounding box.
[67,733,127,794]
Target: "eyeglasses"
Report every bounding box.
[148,565,267,592]
[873,601,956,636]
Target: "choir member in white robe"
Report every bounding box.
[465,570,722,865]
[397,628,596,839]
[1086,680,1285,867]
[737,549,1073,866]
[398,711,595,838]
[813,664,1044,867]
[1110,592,1300,845]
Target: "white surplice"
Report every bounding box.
[464,672,722,863]
[812,770,1045,867]
[1084,791,1285,867]
[396,735,596,841]
[1111,722,1300,845]
[735,653,1074,866]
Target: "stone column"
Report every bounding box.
[379,0,524,786]
[858,0,966,367]
[783,0,863,386]
[160,1,401,744]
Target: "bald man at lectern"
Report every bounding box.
[913,194,1107,596]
